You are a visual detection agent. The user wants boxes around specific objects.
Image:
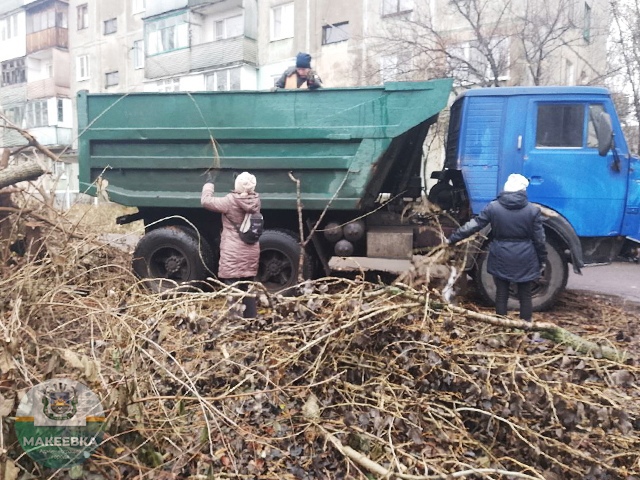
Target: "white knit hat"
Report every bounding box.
[503,174,529,193]
[234,172,257,194]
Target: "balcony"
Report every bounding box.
[146,0,187,18]
[145,36,257,79]
[26,78,70,100]
[188,0,243,12]
[0,83,27,104]
[26,27,68,54]
[0,128,27,148]
[28,125,72,147]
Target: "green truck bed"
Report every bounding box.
[77,78,453,211]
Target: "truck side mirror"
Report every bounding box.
[592,111,613,157]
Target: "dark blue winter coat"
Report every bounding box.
[448,190,547,282]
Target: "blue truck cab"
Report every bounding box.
[430,86,640,310]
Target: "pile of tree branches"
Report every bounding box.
[0,201,638,480]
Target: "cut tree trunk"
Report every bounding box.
[0,161,44,189]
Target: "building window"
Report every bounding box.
[133,40,144,69]
[26,100,49,128]
[215,15,243,40]
[146,12,189,55]
[104,18,117,35]
[382,0,413,16]
[583,2,591,43]
[57,99,64,123]
[157,78,180,92]
[27,8,67,34]
[3,105,24,126]
[564,59,575,86]
[77,4,88,30]
[1,14,20,41]
[322,21,349,45]
[132,0,146,14]
[448,37,510,85]
[76,55,90,80]
[1,58,26,87]
[270,3,294,41]
[105,71,119,87]
[206,68,241,91]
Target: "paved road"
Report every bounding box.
[567,261,640,303]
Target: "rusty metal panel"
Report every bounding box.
[366,227,413,259]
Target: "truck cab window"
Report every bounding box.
[587,104,605,148]
[536,104,584,148]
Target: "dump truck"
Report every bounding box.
[77,78,640,310]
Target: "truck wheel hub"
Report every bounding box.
[266,259,286,276]
[165,255,184,275]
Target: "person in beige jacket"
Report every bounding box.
[201,172,261,318]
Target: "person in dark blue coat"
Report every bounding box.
[447,173,547,321]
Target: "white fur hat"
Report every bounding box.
[503,174,529,193]
[234,172,257,194]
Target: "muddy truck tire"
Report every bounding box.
[474,239,569,312]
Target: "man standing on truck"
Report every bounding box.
[201,172,261,318]
[446,174,547,322]
[274,52,322,90]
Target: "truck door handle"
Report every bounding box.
[529,176,543,185]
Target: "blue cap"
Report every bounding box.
[296,52,312,68]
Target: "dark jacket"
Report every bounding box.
[201,183,261,279]
[274,67,322,89]
[449,190,547,282]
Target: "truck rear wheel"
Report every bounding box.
[132,226,214,292]
[474,239,568,312]
[257,229,312,293]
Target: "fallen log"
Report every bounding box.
[0,161,45,190]
[387,284,628,362]
[445,304,627,362]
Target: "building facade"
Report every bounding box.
[0,0,610,205]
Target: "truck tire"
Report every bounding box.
[257,229,312,293]
[474,239,568,312]
[132,226,214,292]
[428,181,454,210]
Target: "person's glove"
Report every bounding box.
[307,70,321,87]
[205,171,215,185]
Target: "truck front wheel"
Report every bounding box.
[474,239,568,312]
[132,226,214,292]
[257,229,313,293]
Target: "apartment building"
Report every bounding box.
[0,0,609,205]
[69,0,146,94]
[0,0,72,148]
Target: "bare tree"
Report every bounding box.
[609,0,640,154]
[366,0,513,87]
[515,0,579,85]
[446,0,514,87]
[367,0,605,89]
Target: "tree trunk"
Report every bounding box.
[0,149,10,170]
[0,161,44,189]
